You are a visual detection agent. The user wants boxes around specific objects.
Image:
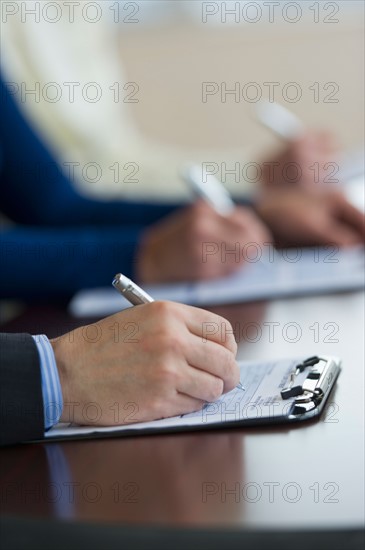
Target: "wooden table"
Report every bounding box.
[1,290,364,530]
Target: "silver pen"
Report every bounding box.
[112,273,154,305]
[255,99,305,141]
[181,164,235,217]
[112,273,245,391]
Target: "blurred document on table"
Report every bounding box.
[70,246,365,318]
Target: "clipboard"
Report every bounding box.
[41,355,341,443]
[279,355,341,418]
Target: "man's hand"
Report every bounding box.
[137,200,271,283]
[50,301,239,426]
[255,187,365,247]
[261,130,341,189]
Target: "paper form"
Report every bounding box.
[45,357,313,440]
[69,246,365,318]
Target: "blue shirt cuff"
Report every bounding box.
[32,335,63,430]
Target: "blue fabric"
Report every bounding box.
[32,335,63,430]
[0,76,179,300]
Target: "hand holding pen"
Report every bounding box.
[255,100,341,189]
[136,169,271,284]
[53,283,241,426]
[113,274,245,391]
[253,101,365,246]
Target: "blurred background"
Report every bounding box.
[118,0,364,152]
[2,0,364,202]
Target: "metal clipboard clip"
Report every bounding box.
[281,356,341,416]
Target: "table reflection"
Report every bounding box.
[1,433,245,526]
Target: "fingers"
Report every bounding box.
[139,389,205,423]
[316,130,341,156]
[195,203,272,272]
[256,186,364,248]
[293,131,339,159]
[142,301,238,356]
[168,394,205,418]
[299,215,362,247]
[182,304,238,356]
[231,206,273,246]
[67,302,236,425]
[184,334,240,393]
[175,336,238,402]
[176,364,225,403]
[311,191,365,246]
[333,194,365,242]
[285,131,340,188]
[330,223,364,246]
[322,222,362,247]
[139,199,273,283]
[144,302,238,396]
[261,129,341,188]
[193,199,271,245]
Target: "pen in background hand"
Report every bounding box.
[181,164,235,217]
[255,99,305,140]
[255,100,364,183]
[112,273,245,391]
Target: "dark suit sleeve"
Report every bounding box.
[0,333,44,446]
